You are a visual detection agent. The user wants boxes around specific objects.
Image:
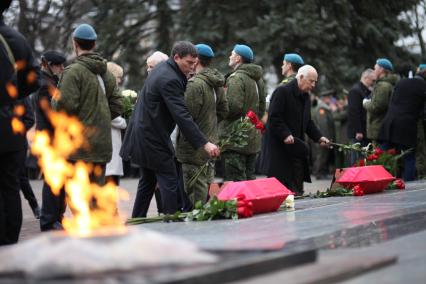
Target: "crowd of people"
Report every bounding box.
[2,0,426,246]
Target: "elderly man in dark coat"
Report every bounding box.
[378,66,426,181]
[124,41,219,217]
[267,65,329,196]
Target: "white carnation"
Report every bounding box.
[284,195,295,209]
[122,90,137,98]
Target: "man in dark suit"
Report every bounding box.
[379,66,426,181]
[347,68,376,164]
[0,0,40,245]
[125,41,220,217]
[267,65,329,196]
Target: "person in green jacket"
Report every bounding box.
[312,90,336,179]
[221,44,266,181]
[176,44,228,205]
[52,24,123,180]
[363,58,398,144]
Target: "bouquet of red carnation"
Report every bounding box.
[246,110,265,134]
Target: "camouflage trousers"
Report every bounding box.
[222,151,257,181]
[182,162,214,206]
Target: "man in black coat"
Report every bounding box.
[0,0,40,245]
[267,65,329,196]
[347,68,376,164]
[123,41,219,217]
[33,50,67,231]
[378,67,426,181]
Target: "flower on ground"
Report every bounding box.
[236,194,254,218]
[353,184,365,196]
[394,179,405,190]
[284,195,295,209]
[387,149,397,155]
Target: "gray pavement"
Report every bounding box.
[19,177,332,242]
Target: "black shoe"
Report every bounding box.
[41,221,64,232]
[31,206,41,219]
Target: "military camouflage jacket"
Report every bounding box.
[177,68,228,166]
[220,63,266,154]
[53,53,123,163]
[364,74,398,140]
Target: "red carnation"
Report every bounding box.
[394,179,405,190]
[356,159,365,167]
[387,149,397,155]
[246,110,265,134]
[374,148,384,156]
[235,193,254,218]
[246,110,259,125]
[367,154,379,161]
[353,184,365,196]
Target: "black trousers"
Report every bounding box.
[40,162,106,231]
[0,150,24,245]
[19,144,38,210]
[132,160,191,218]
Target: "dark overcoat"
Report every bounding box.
[379,76,426,148]
[347,81,370,140]
[121,58,207,173]
[267,79,322,184]
[0,19,40,154]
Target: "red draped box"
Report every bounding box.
[336,165,395,194]
[217,178,294,214]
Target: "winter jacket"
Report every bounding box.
[0,19,40,154]
[220,63,266,154]
[364,74,398,140]
[52,52,123,163]
[177,67,228,166]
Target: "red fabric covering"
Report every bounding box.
[337,165,395,194]
[217,178,294,214]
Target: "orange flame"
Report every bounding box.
[11,117,25,135]
[6,83,18,99]
[31,111,129,237]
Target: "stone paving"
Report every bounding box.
[18,177,332,242]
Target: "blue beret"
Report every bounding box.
[283,53,304,65]
[196,44,214,58]
[418,64,426,71]
[73,24,97,41]
[233,44,254,62]
[376,58,393,71]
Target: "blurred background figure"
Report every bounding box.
[106,62,127,186]
[312,90,336,179]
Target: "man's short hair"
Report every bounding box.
[290,62,303,72]
[107,62,124,78]
[74,38,95,51]
[198,55,212,67]
[171,41,197,58]
[361,68,374,80]
[296,65,316,79]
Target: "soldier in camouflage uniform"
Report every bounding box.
[221,44,266,181]
[176,44,228,205]
[363,58,398,145]
[312,90,336,179]
[332,93,349,168]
